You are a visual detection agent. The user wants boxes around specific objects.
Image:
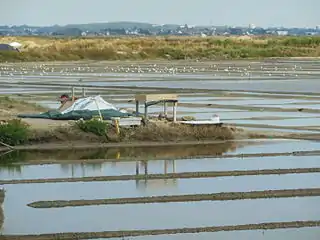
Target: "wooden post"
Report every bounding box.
[144,161,148,175]
[164,160,168,174]
[173,101,177,122]
[94,98,103,121]
[114,119,120,135]
[136,161,139,175]
[163,102,167,116]
[82,87,86,97]
[172,160,176,173]
[144,102,148,122]
[135,101,139,116]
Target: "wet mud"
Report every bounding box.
[28,188,320,208]
[1,168,319,185]
[2,220,320,240]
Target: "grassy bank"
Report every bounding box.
[1,36,320,62]
[28,188,320,208]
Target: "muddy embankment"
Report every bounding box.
[2,221,320,239]
[1,168,319,185]
[28,188,320,208]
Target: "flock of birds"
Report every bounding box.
[0,62,319,79]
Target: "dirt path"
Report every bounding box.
[1,168,319,185]
[28,188,320,208]
[2,221,320,239]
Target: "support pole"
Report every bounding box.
[163,102,167,116]
[136,161,139,175]
[173,101,177,123]
[172,160,176,173]
[114,118,120,136]
[144,102,148,122]
[144,161,148,175]
[82,87,86,97]
[135,101,139,116]
[94,98,103,121]
[164,160,168,174]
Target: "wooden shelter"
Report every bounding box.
[134,94,178,122]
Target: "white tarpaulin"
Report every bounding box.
[61,96,117,114]
[9,42,22,48]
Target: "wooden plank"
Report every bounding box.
[135,94,178,102]
[111,117,142,126]
[179,119,221,125]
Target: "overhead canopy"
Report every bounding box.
[9,42,22,48]
[61,96,117,114]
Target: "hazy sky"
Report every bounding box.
[1,0,319,27]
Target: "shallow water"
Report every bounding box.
[231,140,320,154]
[242,126,317,134]
[2,173,320,200]
[255,104,320,109]
[2,196,319,234]
[1,61,320,236]
[196,111,319,120]
[226,118,320,127]
[187,98,317,106]
[90,78,320,94]
[1,155,320,180]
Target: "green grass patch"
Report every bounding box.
[75,119,110,137]
[0,119,30,146]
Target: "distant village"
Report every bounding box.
[0,22,319,37]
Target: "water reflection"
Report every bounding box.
[135,160,177,191]
[59,162,105,177]
[0,141,247,174]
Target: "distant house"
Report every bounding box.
[276,31,289,36]
[0,43,19,52]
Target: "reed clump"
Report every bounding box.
[0,36,319,62]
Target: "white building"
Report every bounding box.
[249,24,256,29]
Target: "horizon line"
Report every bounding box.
[1,21,318,29]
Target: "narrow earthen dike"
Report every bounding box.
[28,188,320,208]
[3,221,320,240]
[1,168,319,185]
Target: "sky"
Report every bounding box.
[1,0,319,28]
